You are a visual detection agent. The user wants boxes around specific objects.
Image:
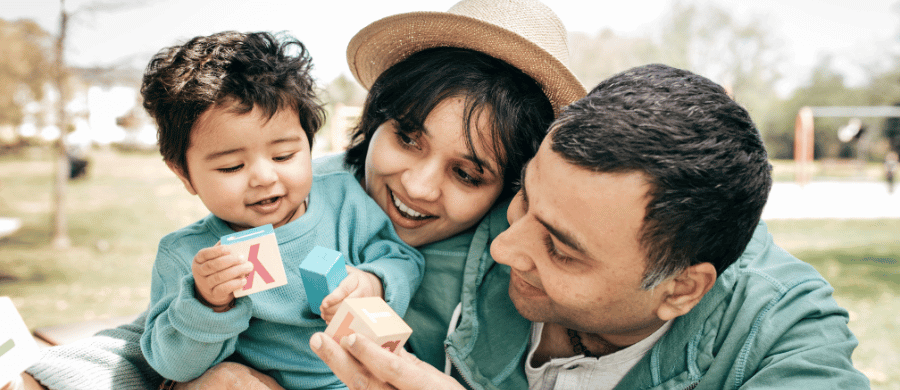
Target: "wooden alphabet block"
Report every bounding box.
[324,297,412,354]
[299,246,348,315]
[221,224,287,297]
[0,297,40,385]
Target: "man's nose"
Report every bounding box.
[491,194,535,272]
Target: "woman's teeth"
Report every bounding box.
[393,193,427,219]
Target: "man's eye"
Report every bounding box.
[544,235,573,264]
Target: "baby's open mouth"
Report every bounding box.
[251,196,280,206]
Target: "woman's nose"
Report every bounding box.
[402,160,442,201]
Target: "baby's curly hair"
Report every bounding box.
[141,31,325,176]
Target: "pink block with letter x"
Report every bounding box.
[220,224,288,297]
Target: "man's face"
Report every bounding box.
[490,138,670,346]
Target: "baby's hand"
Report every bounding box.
[319,267,383,323]
[192,245,254,312]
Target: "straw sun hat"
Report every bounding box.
[346,0,586,114]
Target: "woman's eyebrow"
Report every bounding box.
[461,152,498,177]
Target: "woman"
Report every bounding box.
[14,0,584,389]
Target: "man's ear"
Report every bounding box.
[655,262,717,321]
[166,161,197,195]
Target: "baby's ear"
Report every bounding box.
[166,161,197,195]
[655,262,717,321]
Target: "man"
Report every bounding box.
[310,64,870,389]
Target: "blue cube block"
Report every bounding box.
[299,246,349,315]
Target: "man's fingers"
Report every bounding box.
[342,334,465,390]
[310,333,393,390]
[341,334,428,389]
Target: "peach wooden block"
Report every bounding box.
[324,297,412,354]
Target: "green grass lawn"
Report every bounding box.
[0,148,897,388]
[0,147,208,328]
[766,219,900,389]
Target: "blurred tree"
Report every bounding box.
[322,73,367,107]
[653,1,784,136]
[567,29,659,88]
[51,0,146,248]
[769,58,869,159]
[0,19,53,127]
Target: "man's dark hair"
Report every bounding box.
[551,64,773,288]
[344,47,554,200]
[142,31,325,177]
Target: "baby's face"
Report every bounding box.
[171,104,312,232]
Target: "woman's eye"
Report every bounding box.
[454,167,482,186]
[396,130,419,148]
[217,164,243,173]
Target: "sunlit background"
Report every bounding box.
[1,0,898,388]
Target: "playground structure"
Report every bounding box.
[794,105,900,185]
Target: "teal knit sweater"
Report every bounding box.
[140,171,424,389]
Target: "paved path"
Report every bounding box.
[762,181,900,219]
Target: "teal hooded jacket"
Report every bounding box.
[445,204,870,390]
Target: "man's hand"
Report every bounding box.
[319,267,383,323]
[173,362,285,390]
[309,332,466,390]
[192,245,253,311]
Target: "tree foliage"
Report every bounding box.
[0,18,53,126]
[653,2,783,135]
[566,2,783,136]
[561,1,900,162]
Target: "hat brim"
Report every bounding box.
[347,11,586,114]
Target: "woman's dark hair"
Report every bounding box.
[344,47,554,200]
[141,31,325,177]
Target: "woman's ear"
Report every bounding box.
[655,262,717,321]
[166,161,197,195]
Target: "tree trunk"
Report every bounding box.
[51,0,70,249]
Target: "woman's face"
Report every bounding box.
[364,97,505,247]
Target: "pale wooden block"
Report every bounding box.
[0,297,40,384]
[324,297,412,354]
[221,224,288,297]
